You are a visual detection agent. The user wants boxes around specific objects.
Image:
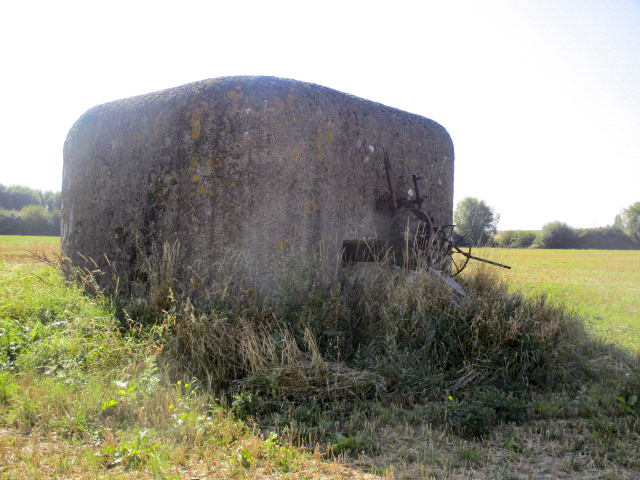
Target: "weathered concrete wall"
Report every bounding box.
[62,76,454,295]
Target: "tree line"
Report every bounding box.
[454,197,640,249]
[0,184,61,236]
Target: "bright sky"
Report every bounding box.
[1,0,638,230]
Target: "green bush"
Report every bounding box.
[511,230,537,248]
[0,206,60,235]
[494,230,537,248]
[575,227,639,250]
[0,184,61,235]
[533,221,577,249]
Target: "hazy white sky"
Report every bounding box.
[1,0,638,230]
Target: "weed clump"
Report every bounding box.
[158,263,599,403]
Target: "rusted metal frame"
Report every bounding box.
[382,147,399,215]
[451,245,512,270]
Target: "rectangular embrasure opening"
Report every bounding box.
[342,240,390,263]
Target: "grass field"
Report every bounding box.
[466,248,640,352]
[0,235,59,263]
[1,236,639,479]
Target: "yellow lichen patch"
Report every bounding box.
[185,105,208,140]
[189,157,199,172]
[209,190,216,197]
[228,90,243,102]
[277,240,287,250]
[291,148,301,162]
[219,130,226,136]
[197,187,205,195]
[325,131,332,142]
[206,158,214,166]
[230,183,237,188]
[228,90,244,112]
[304,200,317,213]
[192,175,200,182]
[235,237,243,244]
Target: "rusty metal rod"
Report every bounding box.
[452,245,512,269]
[383,148,398,214]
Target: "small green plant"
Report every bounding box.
[230,447,252,469]
[616,393,638,415]
[264,432,299,473]
[110,430,159,468]
[456,446,482,465]
[231,392,258,419]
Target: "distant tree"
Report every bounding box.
[0,209,23,234]
[453,197,499,246]
[20,205,51,235]
[0,184,61,235]
[619,201,640,243]
[42,190,62,212]
[533,221,577,249]
[0,184,43,210]
[613,214,624,230]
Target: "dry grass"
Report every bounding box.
[0,427,386,480]
[0,235,59,264]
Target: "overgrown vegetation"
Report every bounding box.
[1,238,639,478]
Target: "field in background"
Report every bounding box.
[466,248,640,351]
[0,235,59,263]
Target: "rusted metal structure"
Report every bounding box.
[375,150,511,276]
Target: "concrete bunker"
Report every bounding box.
[62,76,454,295]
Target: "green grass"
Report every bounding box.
[1,235,639,479]
[467,248,640,351]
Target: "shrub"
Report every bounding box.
[492,231,513,247]
[533,221,577,249]
[494,230,537,248]
[156,258,600,407]
[575,227,640,250]
[510,230,537,248]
